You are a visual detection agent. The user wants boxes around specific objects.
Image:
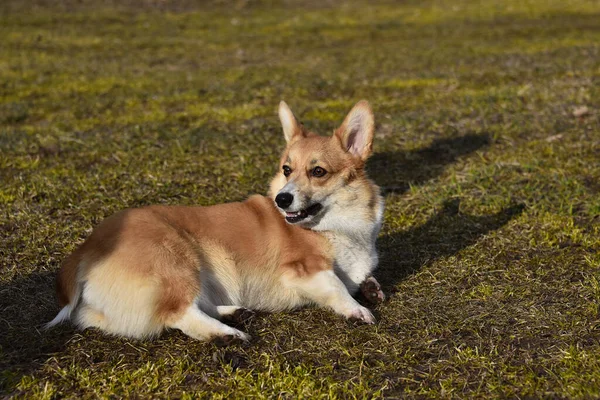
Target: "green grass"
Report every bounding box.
[1,0,599,397]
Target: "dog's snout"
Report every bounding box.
[275,192,294,209]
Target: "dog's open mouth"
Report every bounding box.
[285,203,322,223]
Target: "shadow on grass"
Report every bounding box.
[367,132,491,195]
[376,199,525,292]
[0,270,76,393]
[367,132,524,289]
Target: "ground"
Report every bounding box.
[1,0,599,398]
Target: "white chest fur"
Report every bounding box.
[326,231,379,294]
[318,196,384,294]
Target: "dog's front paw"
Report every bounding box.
[360,276,385,305]
[348,306,375,325]
[222,307,255,325]
[231,308,255,324]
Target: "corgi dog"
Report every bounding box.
[46,100,385,343]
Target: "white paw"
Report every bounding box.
[213,328,251,346]
[229,328,251,342]
[347,306,375,324]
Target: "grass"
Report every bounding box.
[1,0,599,397]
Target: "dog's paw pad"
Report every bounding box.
[348,306,375,325]
[360,276,385,305]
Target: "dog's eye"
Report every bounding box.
[282,165,292,177]
[311,167,327,177]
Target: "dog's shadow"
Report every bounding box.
[368,132,491,195]
[0,270,74,393]
[365,132,524,292]
[375,199,525,293]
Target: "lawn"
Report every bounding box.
[1,0,599,397]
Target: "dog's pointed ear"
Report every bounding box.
[279,101,304,143]
[335,100,374,161]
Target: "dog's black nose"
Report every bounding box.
[275,192,294,209]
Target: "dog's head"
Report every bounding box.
[269,100,375,227]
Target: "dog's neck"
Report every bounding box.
[312,178,384,241]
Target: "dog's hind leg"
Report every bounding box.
[287,270,375,324]
[168,304,250,343]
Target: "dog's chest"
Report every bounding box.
[326,232,378,294]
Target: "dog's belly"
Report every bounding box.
[241,275,306,311]
[196,256,307,313]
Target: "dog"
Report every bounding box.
[45,100,385,343]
